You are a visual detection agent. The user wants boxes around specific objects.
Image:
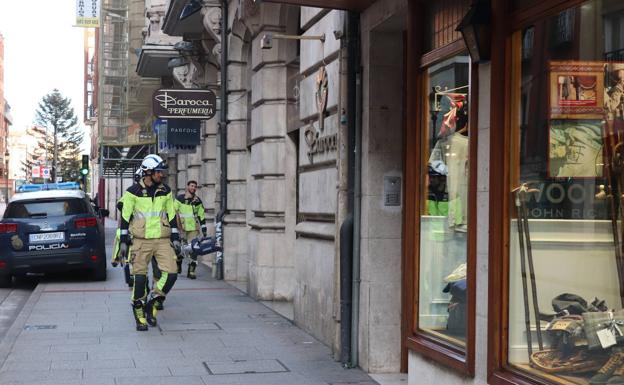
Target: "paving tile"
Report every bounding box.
[51,358,134,370]
[83,367,172,378]
[0,369,83,382]
[115,375,206,385]
[0,360,52,372]
[4,379,115,385]
[4,352,87,363]
[201,372,328,385]
[204,359,288,375]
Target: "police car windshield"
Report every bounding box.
[5,199,89,218]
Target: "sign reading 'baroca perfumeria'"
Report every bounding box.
[153,89,217,120]
[75,0,100,28]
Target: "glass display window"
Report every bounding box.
[418,53,471,350]
[507,0,624,383]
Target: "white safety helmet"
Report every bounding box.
[140,154,168,174]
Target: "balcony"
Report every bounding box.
[136,45,180,77]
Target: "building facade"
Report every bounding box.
[0,33,13,201]
[127,0,624,384]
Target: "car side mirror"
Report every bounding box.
[99,209,110,218]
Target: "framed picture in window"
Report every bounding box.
[548,119,603,178]
[549,61,605,119]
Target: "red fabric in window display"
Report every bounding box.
[439,93,467,138]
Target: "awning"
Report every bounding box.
[162,0,205,37]
[261,0,377,11]
[136,46,179,78]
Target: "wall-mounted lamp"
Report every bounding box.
[168,57,189,69]
[260,32,325,50]
[174,40,196,52]
[456,0,491,63]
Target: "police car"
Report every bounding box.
[0,183,108,286]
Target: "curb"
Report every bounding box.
[0,283,45,368]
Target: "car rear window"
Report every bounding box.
[5,198,90,218]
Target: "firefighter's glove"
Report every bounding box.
[172,240,182,255]
[114,243,128,267]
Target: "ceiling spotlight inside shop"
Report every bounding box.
[168,57,189,69]
[180,0,203,21]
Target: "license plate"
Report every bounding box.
[29,232,65,243]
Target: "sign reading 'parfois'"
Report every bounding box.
[153,89,217,120]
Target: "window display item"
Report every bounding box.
[429,132,469,231]
[583,311,624,350]
[546,315,584,356]
[443,279,467,335]
[514,183,544,357]
[548,120,603,178]
[588,351,624,385]
[529,348,608,374]
[438,93,468,137]
[549,61,605,119]
[552,293,608,316]
[444,262,467,283]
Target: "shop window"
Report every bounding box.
[418,53,471,350]
[507,0,624,383]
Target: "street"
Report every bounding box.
[0,223,377,385]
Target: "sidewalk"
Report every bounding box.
[0,263,377,385]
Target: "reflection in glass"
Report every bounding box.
[508,1,624,383]
[418,54,470,348]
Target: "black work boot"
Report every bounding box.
[187,262,197,279]
[176,260,182,274]
[131,300,148,331]
[146,293,165,327]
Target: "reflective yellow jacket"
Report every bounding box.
[174,193,206,233]
[119,180,178,242]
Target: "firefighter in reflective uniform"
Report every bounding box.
[174,180,207,279]
[118,154,180,331]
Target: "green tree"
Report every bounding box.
[34,90,84,181]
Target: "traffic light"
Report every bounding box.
[80,155,89,176]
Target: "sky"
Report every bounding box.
[0,0,90,152]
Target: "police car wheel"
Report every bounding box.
[0,275,12,288]
[92,261,107,281]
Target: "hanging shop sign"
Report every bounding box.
[304,66,337,163]
[153,89,217,120]
[167,119,201,145]
[154,119,198,155]
[75,0,100,28]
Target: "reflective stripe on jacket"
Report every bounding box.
[174,193,206,232]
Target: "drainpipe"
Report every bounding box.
[215,0,228,280]
[351,31,362,368]
[340,10,360,367]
